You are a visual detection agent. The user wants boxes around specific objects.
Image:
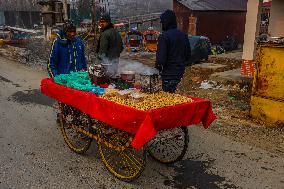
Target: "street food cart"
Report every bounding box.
[143,29,160,52]
[125,30,143,52]
[41,69,216,181]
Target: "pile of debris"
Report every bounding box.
[0,45,31,63]
[0,38,49,68]
[208,55,242,69]
[25,38,50,66]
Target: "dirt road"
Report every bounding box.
[0,57,283,189]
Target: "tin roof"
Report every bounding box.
[178,0,247,11]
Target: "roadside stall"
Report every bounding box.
[41,64,216,181]
[125,29,143,52]
[113,23,127,42]
[143,28,160,52]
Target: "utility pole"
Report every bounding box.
[92,0,97,30]
[63,0,68,22]
[92,0,97,53]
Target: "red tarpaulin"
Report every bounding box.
[41,78,216,149]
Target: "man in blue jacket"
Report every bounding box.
[156,10,191,93]
[47,22,87,77]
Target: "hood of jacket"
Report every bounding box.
[160,10,177,31]
[101,23,114,32]
[56,30,75,45]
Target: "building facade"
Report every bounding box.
[0,1,40,28]
[173,0,247,44]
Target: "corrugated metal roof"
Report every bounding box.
[178,0,247,11]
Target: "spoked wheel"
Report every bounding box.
[58,103,92,154]
[97,123,146,182]
[147,127,189,164]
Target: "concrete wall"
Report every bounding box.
[269,0,284,36]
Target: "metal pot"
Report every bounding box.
[140,73,161,93]
[120,71,135,82]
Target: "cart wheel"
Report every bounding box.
[58,104,92,154]
[97,124,146,182]
[147,127,189,164]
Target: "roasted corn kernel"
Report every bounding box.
[102,92,192,111]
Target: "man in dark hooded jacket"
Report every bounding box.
[47,22,87,77]
[156,10,191,93]
[97,13,124,77]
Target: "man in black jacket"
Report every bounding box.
[156,10,191,93]
[97,14,124,77]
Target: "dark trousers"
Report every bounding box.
[162,79,180,93]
